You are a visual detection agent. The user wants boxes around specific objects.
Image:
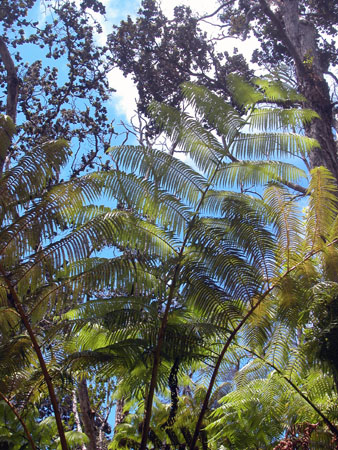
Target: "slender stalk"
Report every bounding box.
[0,392,36,450]
[0,265,69,450]
[139,265,181,450]
[139,157,226,450]
[237,345,338,436]
[189,239,338,449]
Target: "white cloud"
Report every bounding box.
[104,0,260,122]
[108,68,138,119]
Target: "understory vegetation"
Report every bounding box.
[1,0,338,449]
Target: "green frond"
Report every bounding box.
[149,103,224,176]
[57,430,89,449]
[249,107,319,132]
[185,236,263,301]
[306,167,338,249]
[27,211,177,279]
[180,82,245,139]
[264,183,303,269]
[101,170,191,233]
[109,145,206,204]
[226,74,263,109]
[230,132,319,160]
[0,140,69,208]
[254,78,306,103]
[0,173,107,263]
[182,270,244,326]
[214,160,306,189]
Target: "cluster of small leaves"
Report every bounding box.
[107,0,252,134]
[273,423,319,450]
[218,0,338,70]
[0,0,114,175]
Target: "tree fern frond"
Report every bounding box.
[249,108,319,132]
[101,170,192,233]
[18,211,178,285]
[306,167,338,249]
[214,160,306,189]
[180,82,245,140]
[109,145,206,204]
[230,132,319,160]
[226,74,264,109]
[149,102,225,176]
[264,183,303,269]
[0,140,69,207]
[254,78,306,103]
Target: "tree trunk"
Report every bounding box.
[261,0,338,182]
[72,389,86,450]
[78,379,97,450]
[114,397,126,429]
[281,1,338,179]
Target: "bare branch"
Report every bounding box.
[0,37,19,123]
[257,0,304,73]
[326,71,338,86]
[197,1,233,22]
[0,392,37,450]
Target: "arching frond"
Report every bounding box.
[109,145,206,204]
[230,131,319,160]
[254,78,306,103]
[180,82,245,139]
[214,160,306,189]
[306,167,338,249]
[149,102,225,176]
[264,183,304,270]
[249,107,319,132]
[226,74,264,109]
[0,140,69,207]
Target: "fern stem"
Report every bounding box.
[189,238,338,449]
[0,391,36,450]
[140,157,225,450]
[236,345,338,436]
[0,264,69,450]
[139,263,181,450]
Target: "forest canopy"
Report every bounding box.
[0,1,338,449]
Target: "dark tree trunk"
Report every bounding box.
[114,397,126,429]
[260,0,338,181]
[281,0,338,180]
[78,379,97,450]
[0,37,18,125]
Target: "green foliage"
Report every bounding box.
[2,74,338,449]
[61,77,338,449]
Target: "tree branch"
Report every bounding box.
[326,71,338,86]
[189,237,338,449]
[257,0,304,73]
[278,179,307,194]
[197,1,233,22]
[0,391,37,450]
[0,264,69,450]
[0,37,19,123]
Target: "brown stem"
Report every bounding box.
[140,155,226,449]
[257,0,304,73]
[0,392,37,450]
[0,37,19,124]
[238,345,338,436]
[139,265,181,450]
[78,378,97,450]
[189,238,338,449]
[0,265,69,450]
